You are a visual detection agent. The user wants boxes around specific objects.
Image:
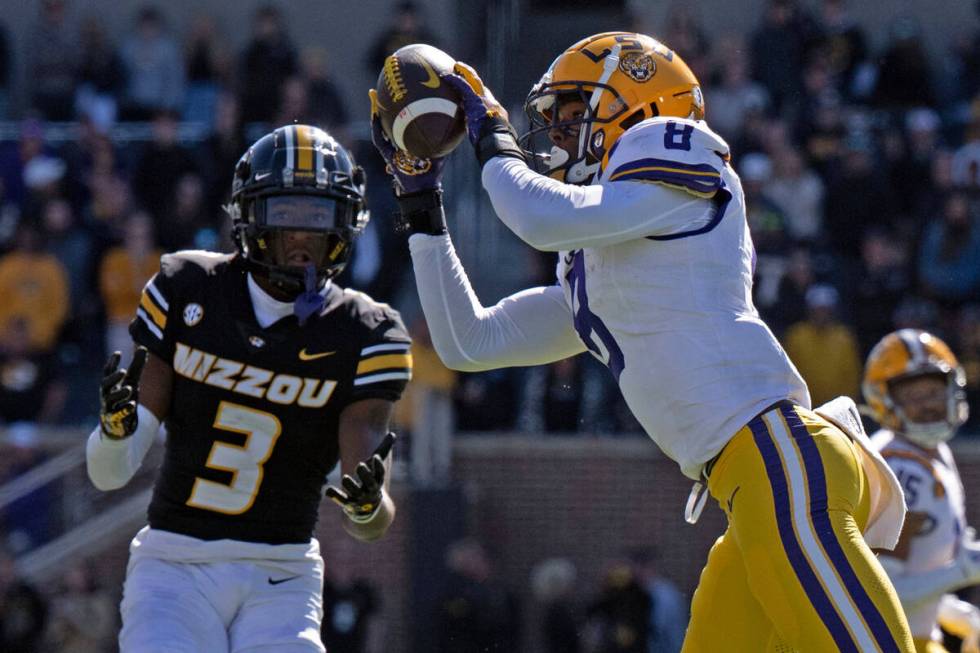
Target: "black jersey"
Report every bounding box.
[130,251,411,544]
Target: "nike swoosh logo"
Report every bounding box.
[268,575,301,586]
[299,348,336,361]
[254,172,272,180]
[419,59,440,89]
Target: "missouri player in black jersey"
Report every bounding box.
[86,124,412,653]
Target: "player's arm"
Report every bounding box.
[86,349,172,491]
[329,400,397,542]
[369,87,587,372]
[408,234,586,371]
[481,157,714,251]
[937,594,980,652]
[877,458,980,607]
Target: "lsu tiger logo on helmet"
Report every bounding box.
[862,329,968,447]
[521,32,703,184]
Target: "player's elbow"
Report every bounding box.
[434,349,487,373]
[86,468,129,491]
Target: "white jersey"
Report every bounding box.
[409,117,808,479]
[554,118,808,477]
[873,430,968,638]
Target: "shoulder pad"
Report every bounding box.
[340,288,410,334]
[602,118,729,198]
[160,250,236,280]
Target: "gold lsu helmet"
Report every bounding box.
[521,32,704,184]
[862,329,968,447]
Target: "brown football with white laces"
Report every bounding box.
[374,44,465,159]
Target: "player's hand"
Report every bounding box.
[99,347,147,440]
[956,527,980,584]
[369,89,446,195]
[326,432,396,522]
[442,62,525,166]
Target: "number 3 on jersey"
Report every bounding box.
[186,401,282,514]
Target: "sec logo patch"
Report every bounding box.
[183,303,204,326]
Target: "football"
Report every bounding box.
[374,44,466,159]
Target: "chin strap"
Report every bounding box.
[294,265,325,326]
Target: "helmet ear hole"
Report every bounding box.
[619,109,646,132]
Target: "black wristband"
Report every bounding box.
[395,188,447,236]
[475,116,526,167]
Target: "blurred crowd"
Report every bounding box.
[0,0,978,482]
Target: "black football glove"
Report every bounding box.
[99,347,148,440]
[326,432,396,521]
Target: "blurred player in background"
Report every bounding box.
[86,124,411,652]
[372,31,915,651]
[867,330,980,653]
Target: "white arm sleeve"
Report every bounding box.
[877,554,974,609]
[481,157,711,251]
[86,404,160,491]
[408,233,587,371]
[937,594,980,640]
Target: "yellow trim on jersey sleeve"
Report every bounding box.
[140,290,167,329]
[356,353,413,375]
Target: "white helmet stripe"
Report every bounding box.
[897,329,925,369]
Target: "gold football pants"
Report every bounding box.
[683,402,914,652]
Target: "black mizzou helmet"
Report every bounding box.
[228,124,368,297]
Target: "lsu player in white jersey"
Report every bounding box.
[866,330,980,653]
[371,31,915,651]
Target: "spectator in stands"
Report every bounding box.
[0,221,69,352]
[784,283,862,405]
[132,109,198,222]
[628,548,686,653]
[873,16,936,109]
[320,563,380,653]
[749,0,814,113]
[75,15,125,132]
[437,538,520,653]
[0,547,47,653]
[765,146,825,244]
[183,13,230,129]
[98,210,160,360]
[518,356,589,434]
[530,558,581,653]
[0,318,65,425]
[394,317,455,487]
[661,4,710,77]
[367,1,438,74]
[952,107,980,190]
[454,369,522,431]
[157,172,212,252]
[43,560,116,653]
[890,108,943,218]
[239,5,297,125]
[198,92,245,217]
[26,0,77,121]
[0,20,11,120]
[767,246,814,334]
[823,131,894,258]
[40,198,94,322]
[119,6,185,121]
[812,0,867,100]
[585,560,652,653]
[704,36,769,144]
[850,227,912,354]
[918,190,980,308]
[955,304,980,431]
[274,75,314,128]
[300,47,351,137]
[0,120,50,214]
